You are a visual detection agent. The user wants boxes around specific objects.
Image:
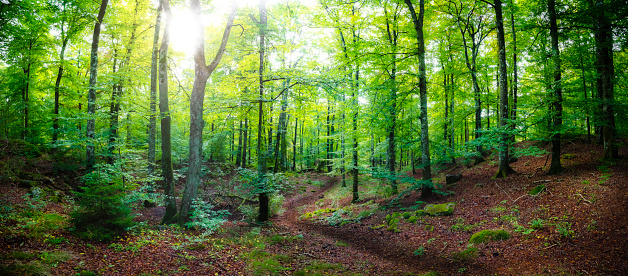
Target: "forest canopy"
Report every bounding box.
[0,0,626,223]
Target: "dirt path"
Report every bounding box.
[272,175,494,275]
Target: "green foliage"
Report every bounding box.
[300,208,337,220]
[294,261,343,276]
[185,200,229,237]
[528,185,545,196]
[451,247,479,262]
[237,168,291,195]
[413,246,426,256]
[246,250,290,276]
[468,229,510,244]
[555,221,575,238]
[269,194,285,217]
[385,212,402,232]
[529,218,545,230]
[70,165,135,242]
[269,234,303,245]
[423,202,456,216]
[23,213,67,238]
[449,218,484,232]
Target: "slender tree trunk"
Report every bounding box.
[243,118,248,167]
[86,0,109,172]
[580,55,591,144]
[53,37,70,144]
[22,62,31,140]
[547,0,563,175]
[148,5,161,175]
[509,0,518,145]
[494,0,515,178]
[351,67,360,203]
[236,120,243,167]
[293,118,298,171]
[256,0,270,222]
[384,5,398,194]
[158,0,177,224]
[178,0,237,225]
[405,0,432,197]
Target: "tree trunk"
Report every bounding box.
[493,0,515,178]
[178,1,237,225]
[405,0,432,197]
[86,0,109,172]
[148,5,161,175]
[293,118,298,171]
[53,36,70,144]
[509,0,518,145]
[22,62,31,140]
[236,120,243,167]
[158,0,177,224]
[547,0,563,175]
[352,67,360,203]
[593,0,618,159]
[256,0,270,223]
[384,4,398,194]
[243,118,248,168]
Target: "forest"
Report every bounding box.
[0,0,627,275]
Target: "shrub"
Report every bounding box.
[70,165,135,241]
[529,218,545,230]
[185,200,229,237]
[469,229,510,244]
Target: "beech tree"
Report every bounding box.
[405,0,433,197]
[491,0,515,178]
[178,1,238,225]
[86,0,109,171]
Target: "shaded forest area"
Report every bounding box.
[1,0,627,275]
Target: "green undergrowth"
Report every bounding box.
[449,218,486,232]
[0,250,75,276]
[300,200,379,226]
[469,229,510,244]
[294,261,345,276]
[451,247,479,262]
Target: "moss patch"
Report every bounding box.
[423,202,456,216]
[469,229,510,244]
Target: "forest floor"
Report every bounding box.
[1,138,627,275]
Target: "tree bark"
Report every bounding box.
[405,0,433,197]
[158,0,177,224]
[256,0,270,222]
[86,0,109,172]
[493,0,515,178]
[178,1,237,225]
[547,0,563,175]
[148,4,162,175]
[384,4,398,194]
[593,0,618,159]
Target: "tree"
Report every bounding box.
[52,0,89,144]
[86,0,110,172]
[405,0,433,197]
[592,0,619,159]
[491,0,515,178]
[148,3,162,175]
[255,0,270,222]
[178,1,238,226]
[446,0,492,164]
[158,0,177,224]
[547,0,563,175]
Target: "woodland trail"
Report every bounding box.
[272,175,494,275]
